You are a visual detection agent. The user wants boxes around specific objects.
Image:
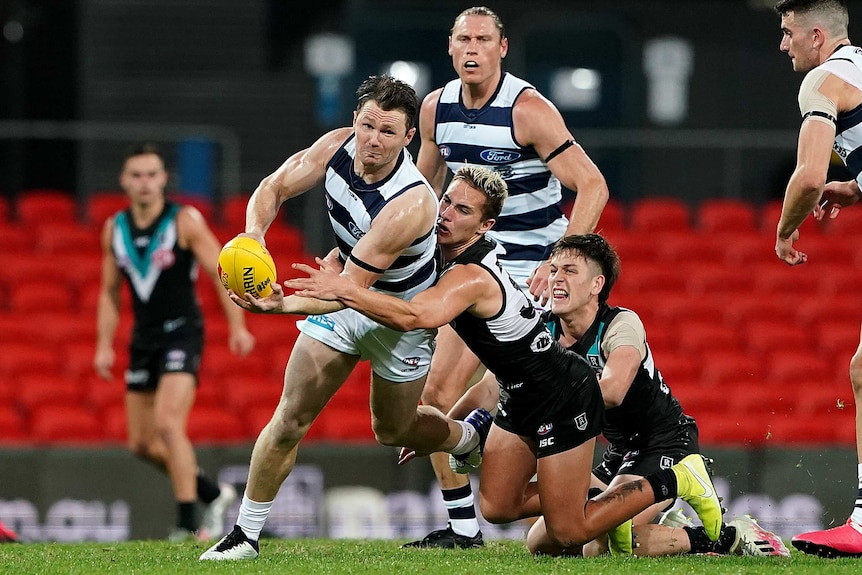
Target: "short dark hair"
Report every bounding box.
[450,165,508,221]
[355,74,419,132]
[122,142,166,169]
[549,234,621,304]
[775,0,846,14]
[775,0,849,37]
[451,6,506,40]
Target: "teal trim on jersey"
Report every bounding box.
[589,321,607,357]
[115,204,179,277]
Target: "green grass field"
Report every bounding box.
[1,539,861,575]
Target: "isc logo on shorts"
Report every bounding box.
[308,315,336,331]
[660,456,674,469]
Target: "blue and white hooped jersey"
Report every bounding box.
[434,72,567,285]
[324,133,438,299]
[820,45,862,188]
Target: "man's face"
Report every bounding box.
[448,14,508,85]
[548,250,602,317]
[779,11,820,72]
[437,180,490,247]
[120,153,167,204]
[352,100,414,173]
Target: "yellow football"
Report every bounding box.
[217,236,277,301]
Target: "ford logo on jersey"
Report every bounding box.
[480,149,521,163]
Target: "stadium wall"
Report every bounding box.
[0,444,851,542]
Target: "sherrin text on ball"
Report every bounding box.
[217,236,277,301]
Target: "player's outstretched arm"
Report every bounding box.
[245,128,351,240]
[286,261,488,332]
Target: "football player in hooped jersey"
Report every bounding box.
[286,166,723,556]
[201,76,491,561]
[774,0,862,558]
[94,144,255,540]
[411,5,610,547]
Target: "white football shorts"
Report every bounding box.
[298,307,436,383]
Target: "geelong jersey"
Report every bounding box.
[111,202,202,338]
[545,304,686,447]
[325,133,437,299]
[444,237,595,425]
[815,45,862,186]
[434,73,567,283]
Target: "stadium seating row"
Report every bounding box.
[2,190,861,446]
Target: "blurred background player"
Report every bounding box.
[407,5,610,547]
[773,0,862,557]
[200,76,490,561]
[93,143,255,540]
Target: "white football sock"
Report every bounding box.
[236,494,272,541]
[448,420,478,455]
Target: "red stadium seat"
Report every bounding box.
[814,319,860,356]
[628,197,691,233]
[9,281,74,313]
[696,411,769,446]
[684,264,750,297]
[169,194,214,222]
[30,405,103,444]
[224,377,283,412]
[744,320,807,356]
[15,374,86,414]
[696,198,758,234]
[316,405,375,442]
[753,264,821,296]
[652,351,699,386]
[819,204,862,238]
[34,222,101,256]
[652,291,736,328]
[16,189,77,225]
[86,191,128,226]
[763,416,837,445]
[722,293,791,330]
[614,262,687,296]
[760,199,824,237]
[815,263,862,296]
[655,232,724,266]
[601,231,656,266]
[764,351,832,387]
[102,404,128,443]
[698,350,762,386]
[186,406,246,443]
[795,296,862,329]
[676,321,740,354]
[728,385,796,416]
[0,342,64,378]
[718,231,778,267]
[794,235,857,266]
[795,382,853,416]
[219,194,253,230]
[0,225,32,255]
[0,405,28,442]
[595,199,626,234]
[82,374,125,412]
[33,312,97,346]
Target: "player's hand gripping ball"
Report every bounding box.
[217,237,277,301]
